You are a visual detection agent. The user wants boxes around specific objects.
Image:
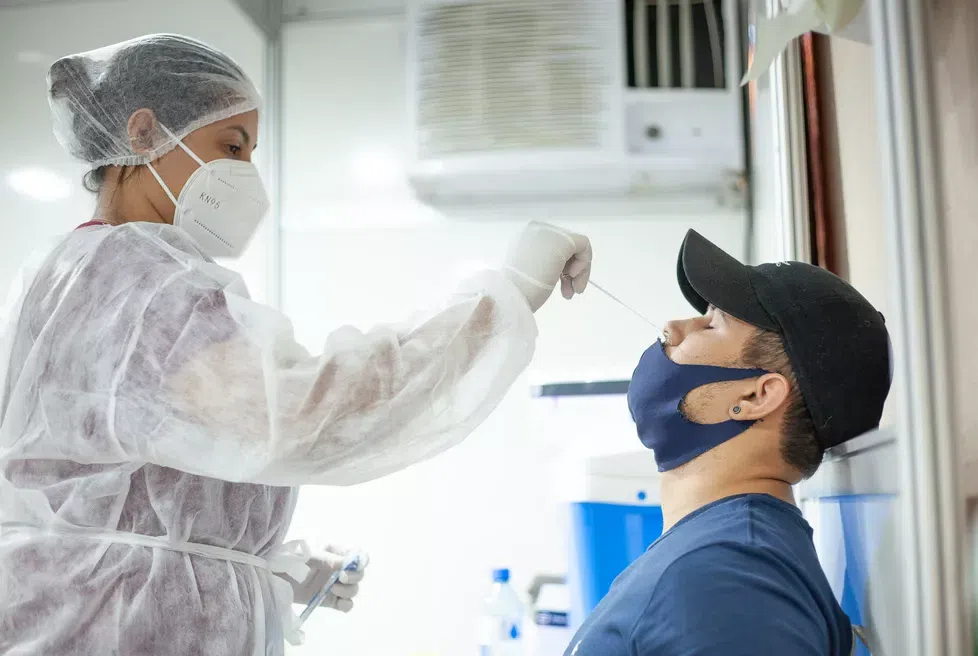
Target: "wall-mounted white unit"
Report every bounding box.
[406,0,744,205]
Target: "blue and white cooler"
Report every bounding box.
[566,451,664,632]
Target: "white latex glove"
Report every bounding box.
[504,221,592,312]
[282,545,369,613]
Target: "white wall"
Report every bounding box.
[820,38,888,318]
[0,0,270,301]
[280,15,748,656]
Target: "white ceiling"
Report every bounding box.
[0,0,403,19]
[0,0,112,6]
[283,0,404,20]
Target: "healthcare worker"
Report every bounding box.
[0,34,592,656]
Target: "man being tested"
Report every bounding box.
[566,230,890,656]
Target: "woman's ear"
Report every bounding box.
[127,108,159,154]
[728,373,790,422]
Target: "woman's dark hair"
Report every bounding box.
[47,35,254,193]
[82,167,111,193]
[80,165,145,193]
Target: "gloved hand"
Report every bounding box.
[283,545,369,613]
[504,221,592,312]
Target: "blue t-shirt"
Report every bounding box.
[564,494,852,656]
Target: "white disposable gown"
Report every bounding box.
[0,222,537,655]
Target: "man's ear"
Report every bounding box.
[127,108,159,154]
[728,373,790,421]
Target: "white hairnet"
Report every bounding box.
[0,223,535,654]
[47,34,260,168]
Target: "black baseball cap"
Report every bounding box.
[676,229,891,451]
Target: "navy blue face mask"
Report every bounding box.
[627,340,769,472]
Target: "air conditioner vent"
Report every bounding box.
[414,0,619,158]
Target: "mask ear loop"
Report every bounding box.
[145,123,209,209]
[157,123,208,168]
[146,163,180,208]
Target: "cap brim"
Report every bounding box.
[677,230,778,332]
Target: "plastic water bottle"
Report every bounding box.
[478,568,524,656]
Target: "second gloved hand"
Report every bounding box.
[504,221,592,312]
[284,545,369,613]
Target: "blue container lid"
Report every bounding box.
[493,568,510,583]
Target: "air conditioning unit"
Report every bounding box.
[406,0,745,205]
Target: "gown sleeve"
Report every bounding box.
[0,223,537,487]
